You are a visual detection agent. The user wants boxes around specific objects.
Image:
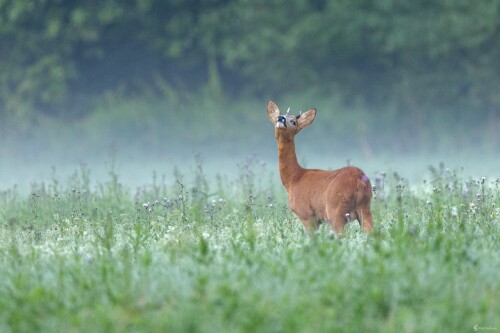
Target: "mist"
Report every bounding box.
[1,1,498,193]
[1,102,497,195]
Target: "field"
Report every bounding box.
[0,158,498,333]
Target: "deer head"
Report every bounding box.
[267,100,317,141]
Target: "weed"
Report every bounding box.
[0,159,498,332]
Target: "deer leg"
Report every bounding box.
[298,217,320,236]
[356,205,374,234]
[327,209,347,237]
[325,195,353,236]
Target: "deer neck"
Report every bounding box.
[277,136,303,190]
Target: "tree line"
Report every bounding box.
[1,0,499,126]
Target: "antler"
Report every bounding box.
[286,107,290,115]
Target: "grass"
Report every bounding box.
[0,158,498,333]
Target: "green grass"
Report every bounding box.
[0,160,498,333]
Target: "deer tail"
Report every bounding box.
[356,173,373,205]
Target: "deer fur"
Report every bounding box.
[267,100,373,235]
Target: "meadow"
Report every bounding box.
[0,157,498,333]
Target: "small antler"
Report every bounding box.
[286,107,290,115]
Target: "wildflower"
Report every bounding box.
[143,202,152,212]
[163,198,173,209]
[374,173,385,200]
[450,206,458,217]
[462,183,470,198]
[469,202,477,215]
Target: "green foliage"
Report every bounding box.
[0,0,499,135]
[0,160,498,332]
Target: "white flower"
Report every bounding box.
[450,206,458,217]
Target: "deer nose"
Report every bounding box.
[277,115,287,126]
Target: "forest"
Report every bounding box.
[1,0,499,155]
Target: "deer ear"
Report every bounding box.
[267,100,280,123]
[297,108,316,129]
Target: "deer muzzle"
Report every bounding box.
[276,115,287,128]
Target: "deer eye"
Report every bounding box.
[290,120,296,126]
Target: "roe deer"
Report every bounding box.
[267,100,373,236]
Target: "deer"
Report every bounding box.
[267,100,373,236]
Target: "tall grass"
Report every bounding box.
[0,159,498,332]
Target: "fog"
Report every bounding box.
[1,113,497,195]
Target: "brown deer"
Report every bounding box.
[267,100,373,236]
